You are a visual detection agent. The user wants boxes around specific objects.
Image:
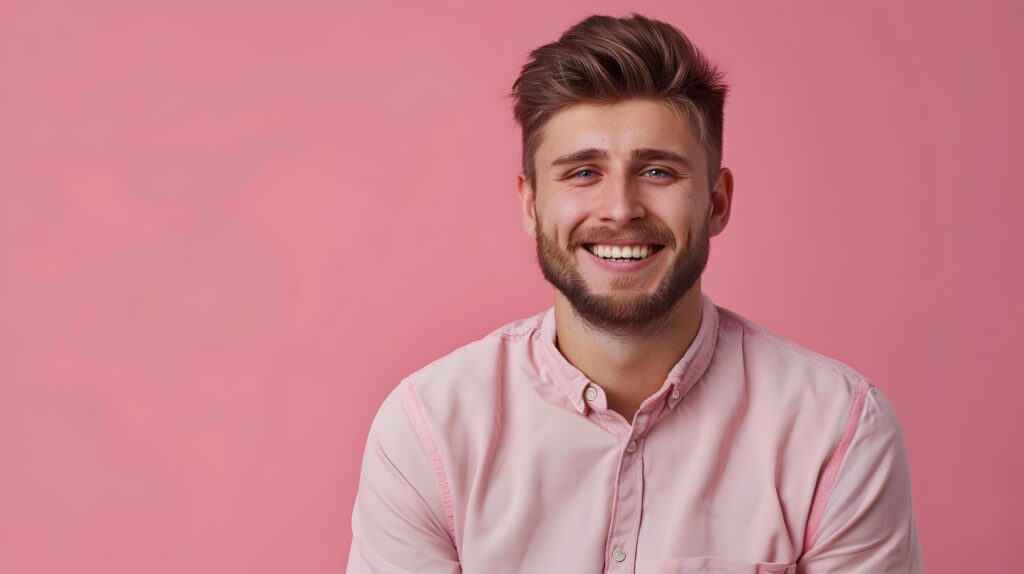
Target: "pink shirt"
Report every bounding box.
[347,293,922,573]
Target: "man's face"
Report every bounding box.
[518,98,730,335]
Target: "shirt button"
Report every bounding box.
[612,548,626,562]
[626,440,637,453]
[671,389,681,400]
[584,385,598,401]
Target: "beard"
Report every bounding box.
[535,216,709,337]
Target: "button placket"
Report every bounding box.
[604,435,644,572]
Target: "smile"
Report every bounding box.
[584,243,664,261]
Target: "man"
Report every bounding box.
[348,13,922,574]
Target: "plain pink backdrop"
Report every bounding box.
[1,1,1021,572]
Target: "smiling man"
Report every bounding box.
[348,14,922,574]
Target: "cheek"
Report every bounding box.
[540,200,589,244]
[651,196,705,242]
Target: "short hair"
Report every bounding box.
[510,13,729,191]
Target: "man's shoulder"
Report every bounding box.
[713,303,871,395]
[403,309,548,396]
[708,303,889,459]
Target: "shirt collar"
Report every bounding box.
[536,292,720,415]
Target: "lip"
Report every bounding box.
[584,239,661,246]
[581,245,664,272]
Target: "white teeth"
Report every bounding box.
[588,244,658,260]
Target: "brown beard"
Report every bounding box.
[535,216,709,337]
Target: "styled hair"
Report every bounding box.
[510,13,728,190]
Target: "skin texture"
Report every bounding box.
[517,98,734,421]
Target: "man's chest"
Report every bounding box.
[446,397,824,574]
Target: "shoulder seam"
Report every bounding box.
[498,328,537,341]
[802,377,875,553]
[399,378,457,548]
[719,308,865,380]
[407,315,543,381]
[495,312,545,340]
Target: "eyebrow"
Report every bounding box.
[632,148,693,169]
[550,148,608,168]
[549,147,693,170]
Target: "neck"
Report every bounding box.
[553,285,704,422]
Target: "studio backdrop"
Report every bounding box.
[1,0,1021,572]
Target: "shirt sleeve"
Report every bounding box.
[346,381,461,574]
[797,385,924,573]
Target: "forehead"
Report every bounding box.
[536,98,702,164]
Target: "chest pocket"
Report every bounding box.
[659,556,796,574]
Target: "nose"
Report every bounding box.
[596,172,646,224]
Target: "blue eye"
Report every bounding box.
[645,169,669,178]
[573,169,596,178]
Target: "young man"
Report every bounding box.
[348,14,922,574]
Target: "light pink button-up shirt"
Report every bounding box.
[348,293,922,573]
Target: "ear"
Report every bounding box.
[708,167,734,238]
[516,173,538,239]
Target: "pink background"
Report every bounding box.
[1,1,1021,572]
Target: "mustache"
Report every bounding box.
[568,225,676,249]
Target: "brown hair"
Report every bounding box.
[510,13,728,191]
